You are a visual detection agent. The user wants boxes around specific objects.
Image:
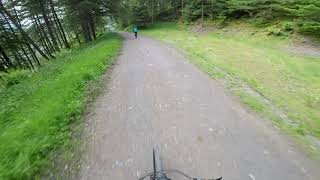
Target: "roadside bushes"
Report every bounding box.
[291,1,320,36]
[0,69,30,87]
[298,22,320,36]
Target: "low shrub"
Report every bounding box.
[0,69,30,87]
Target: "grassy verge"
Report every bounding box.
[0,33,122,179]
[141,22,320,157]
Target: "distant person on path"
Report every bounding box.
[133,25,139,39]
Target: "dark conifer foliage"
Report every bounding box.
[0,0,121,72]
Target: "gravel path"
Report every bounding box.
[79,33,320,180]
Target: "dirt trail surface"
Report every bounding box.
[79,33,320,180]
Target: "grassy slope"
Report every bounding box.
[0,33,122,179]
[142,22,320,155]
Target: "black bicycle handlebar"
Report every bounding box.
[139,169,222,180]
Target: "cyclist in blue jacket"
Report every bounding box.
[133,25,139,38]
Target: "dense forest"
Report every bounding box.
[0,0,120,73]
[0,0,319,73]
[122,0,320,35]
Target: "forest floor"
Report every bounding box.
[141,22,320,157]
[77,32,320,180]
[0,34,122,179]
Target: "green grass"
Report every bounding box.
[0,33,122,179]
[142,22,320,154]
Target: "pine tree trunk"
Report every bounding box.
[34,19,54,58]
[0,2,49,60]
[201,0,204,27]
[211,0,214,19]
[74,28,81,45]
[0,56,9,69]
[51,16,64,47]
[0,58,6,72]
[175,4,181,20]
[35,15,55,53]
[13,9,21,27]
[12,50,23,68]
[39,0,59,51]
[53,15,68,48]
[80,13,92,42]
[26,43,41,66]
[151,0,154,24]
[88,14,96,40]
[58,19,70,48]
[181,0,184,21]
[0,24,17,68]
[21,45,35,70]
[0,45,13,68]
[2,11,35,70]
[49,0,70,49]
[33,17,50,55]
[14,49,29,68]
[64,25,73,47]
